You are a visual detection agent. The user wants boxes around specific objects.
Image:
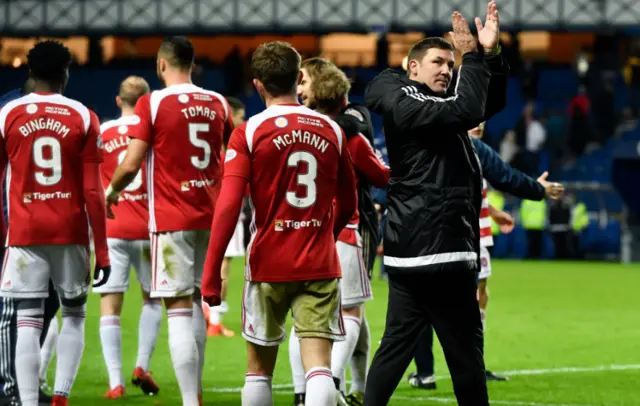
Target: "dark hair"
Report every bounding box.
[251,41,301,97]
[407,37,454,65]
[27,40,72,84]
[226,96,245,112]
[158,36,195,70]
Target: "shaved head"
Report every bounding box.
[118,76,150,107]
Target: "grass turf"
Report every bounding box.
[48,259,640,405]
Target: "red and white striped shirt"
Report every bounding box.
[479,179,493,247]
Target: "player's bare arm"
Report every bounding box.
[105,138,148,218]
[488,204,515,234]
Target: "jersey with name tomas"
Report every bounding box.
[224,104,346,283]
[131,83,232,233]
[101,115,149,240]
[0,93,102,246]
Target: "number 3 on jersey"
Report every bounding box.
[287,151,317,209]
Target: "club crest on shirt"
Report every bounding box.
[23,193,32,203]
[181,181,190,191]
[274,116,288,128]
[118,125,128,135]
[26,104,38,114]
[178,94,190,104]
[274,219,284,232]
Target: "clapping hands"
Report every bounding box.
[449,1,500,54]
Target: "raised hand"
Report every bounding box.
[449,11,477,54]
[537,171,565,200]
[475,1,500,51]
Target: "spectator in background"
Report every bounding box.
[568,87,593,156]
[499,129,518,164]
[591,77,615,144]
[513,102,546,176]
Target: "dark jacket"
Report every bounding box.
[364,51,509,273]
[334,102,383,273]
[471,137,545,200]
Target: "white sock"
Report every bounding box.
[16,314,43,406]
[39,317,58,382]
[288,327,306,394]
[350,315,370,393]
[305,367,336,406]
[331,315,361,386]
[100,315,123,389]
[241,374,273,406]
[167,308,199,405]
[480,308,487,332]
[192,300,207,393]
[54,305,86,398]
[136,300,162,371]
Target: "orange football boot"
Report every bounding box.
[131,367,160,395]
[104,385,125,399]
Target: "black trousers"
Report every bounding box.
[526,230,544,258]
[413,324,434,376]
[364,269,488,406]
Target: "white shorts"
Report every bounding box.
[224,220,245,258]
[478,246,492,280]
[150,230,210,298]
[242,278,344,346]
[93,239,151,294]
[0,245,90,300]
[337,238,373,307]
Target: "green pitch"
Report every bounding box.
[52,260,640,405]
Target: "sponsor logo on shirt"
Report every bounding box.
[274,219,284,231]
[119,192,148,202]
[274,219,322,231]
[23,191,72,203]
[180,179,215,191]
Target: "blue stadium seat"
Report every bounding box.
[602,219,621,255]
[509,225,528,259]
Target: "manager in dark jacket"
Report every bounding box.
[363,3,506,405]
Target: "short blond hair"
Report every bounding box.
[119,76,150,107]
[312,64,351,113]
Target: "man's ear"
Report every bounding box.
[116,96,122,109]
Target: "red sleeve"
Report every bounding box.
[131,94,153,143]
[351,133,390,188]
[223,98,235,146]
[84,161,110,267]
[333,132,358,240]
[201,127,250,301]
[0,139,6,241]
[82,111,103,163]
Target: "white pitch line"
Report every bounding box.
[204,363,640,393]
[390,395,597,406]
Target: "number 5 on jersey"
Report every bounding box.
[189,123,211,169]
